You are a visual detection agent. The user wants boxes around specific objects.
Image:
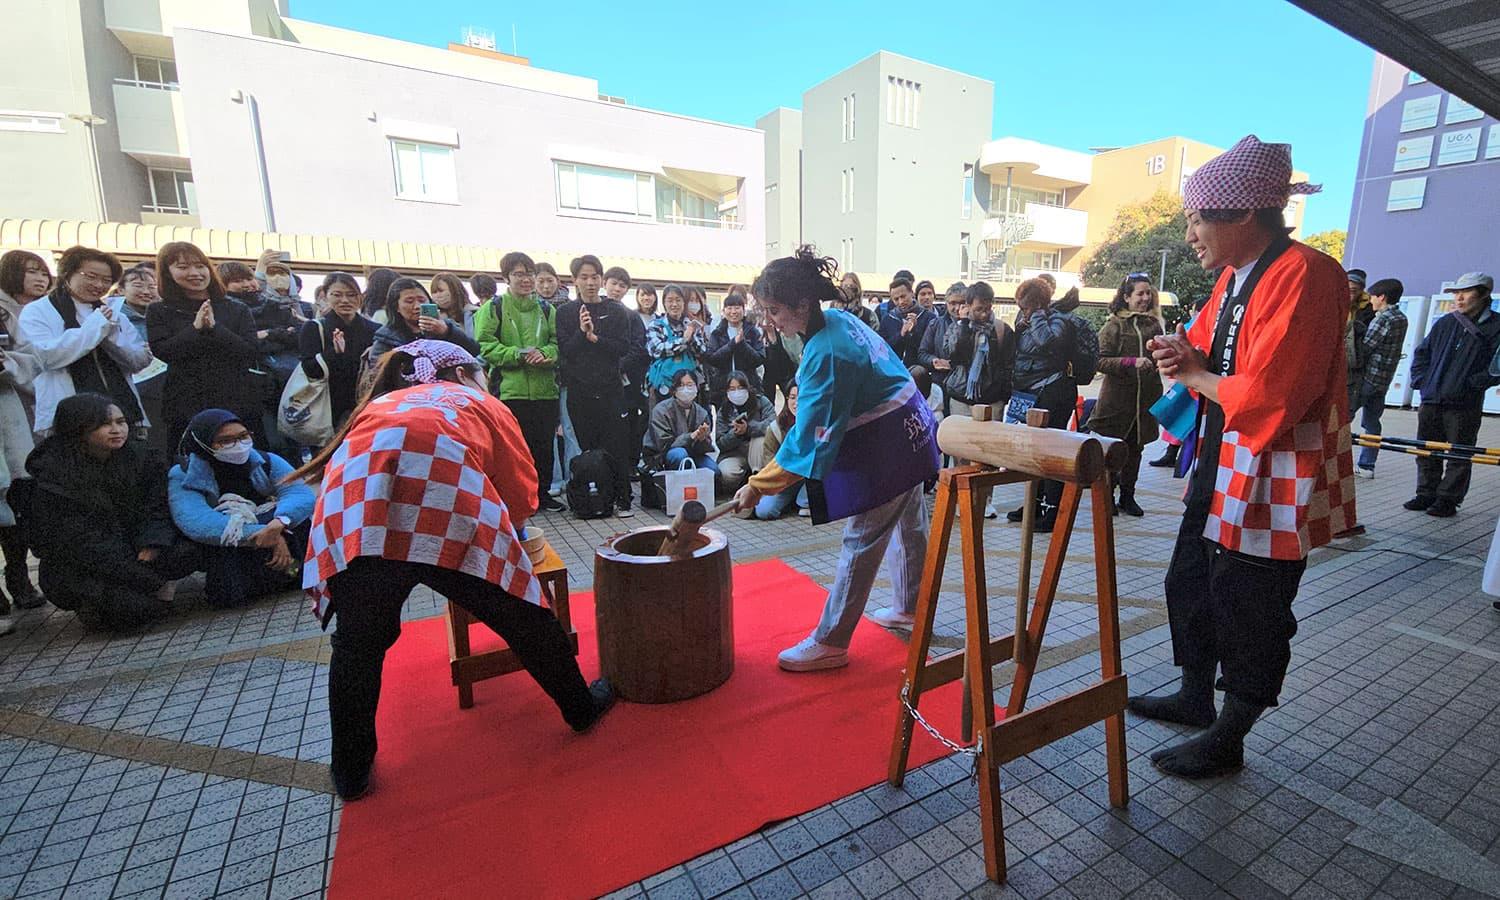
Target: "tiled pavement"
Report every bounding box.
[2,407,1499,898]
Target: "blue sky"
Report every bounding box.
[290,0,1374,234]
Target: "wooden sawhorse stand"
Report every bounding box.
[888,412,1130,884]
[445,541,578,709]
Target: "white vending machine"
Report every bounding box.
[1384,295,1431,408]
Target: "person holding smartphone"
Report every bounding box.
[370,277,480,361]
[715,371,774,493]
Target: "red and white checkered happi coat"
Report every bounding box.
[1187,242,1358,561]
[303,383,541,617]
[1204,406,1358,559]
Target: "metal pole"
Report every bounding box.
[1005,167,1014,277]
[245,94,276,232]
[1158,248,1168,288]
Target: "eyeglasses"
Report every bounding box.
[210,430,253,448]
[1126,272,1152,281]
[73,272,115,286]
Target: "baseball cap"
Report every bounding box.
[1448,272,1494,292]
[1345,269,1366,287]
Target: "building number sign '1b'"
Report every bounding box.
[1146,155,1166,176]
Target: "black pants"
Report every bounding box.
[201,522,309,608]
[630,386,652,471]
[1415,402,1484,504]
[1117,424,1143,494]
[40,538,201,632]
[567,386,633,507]
[508,399,560,503]
[1033,379,1079,514]
[1165,513,1307,707]
[326,557,594,780]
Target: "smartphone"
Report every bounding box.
[275,250,291,262]
[0,333,10,351]
[419,302,440,318]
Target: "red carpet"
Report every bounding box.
[329,559,968,900]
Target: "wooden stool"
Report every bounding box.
[445,541,577,709]
[888,413,1130,884]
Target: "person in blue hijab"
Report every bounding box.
[167,408,314,607]
[733,247,939,672]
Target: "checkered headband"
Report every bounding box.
[1183,135,1321,211]
[393,339,482,384]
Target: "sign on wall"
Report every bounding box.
[1487,124,1500,161]
[1437,128,1482,166]
[1400,95,1442,132]
[1386,177,1427,211]
[1445,95,1484,125]
[1393,135,1434,172]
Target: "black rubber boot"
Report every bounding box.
[1147,445,1179,468]
[0,526,41,610]
[1150,693,1265,778]
[1127,665,1216,728]
[1117,489,1144,517]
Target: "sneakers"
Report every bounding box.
[797,507,810,518]
[1426,499,1458,518]
[868,606,915,628]
[983,503,998,520]
[777,635,849,672]
[1006,506,1025,523]
[0,614,13,637]
[1403,495,1435,511]
[538,496,567,513]
[615,504,635,518]
[1354,467,1375,480]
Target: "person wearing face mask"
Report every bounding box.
[289,340,615,799]
[25,393,198,631]
[703,291,766,403]
[752,382,810,519]
[714,372,775,493]
[645,284,709,402]
[429,272,475,336]
[684,285,713,330]
[645,370,719,478]
[18,245,153,439]
[1086,275,1165,517]
[146,242,263,452]
[167,408,313,609]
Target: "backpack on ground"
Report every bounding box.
[566,449,617,518]
[1067,315,1100,385]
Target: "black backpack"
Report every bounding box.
[1067,315,1100,385]
[566,450,617,518]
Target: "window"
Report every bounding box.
[886,77,921,128]
[990,185,1063,215]
[840,238,854,272]
[841,93,856,142]
[131,56,178,89]
[1017,250,1060,271]
[960,233,971,280]
[392,140,459,204]
[553,162,653,219]
[657,181,722,227]
[0,110,63,133]
[841,167,854,213]
[961,164,973,218]
[146,168,195,214]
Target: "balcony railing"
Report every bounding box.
[114,77,178,91]
[660,215,745,231]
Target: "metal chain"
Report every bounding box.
[899,684,981,758]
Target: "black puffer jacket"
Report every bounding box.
[146,296,263,446]
[1012,308,1071,393]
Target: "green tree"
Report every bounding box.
[1303,229,1346,264]
[1082,190,1219,328]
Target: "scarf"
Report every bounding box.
[46,286,144,425]
[966,321,993,400]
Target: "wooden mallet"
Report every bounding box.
[656,499,739,556]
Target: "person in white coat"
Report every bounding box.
[15,246,152,438]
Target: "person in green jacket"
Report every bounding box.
[474,251,565,512]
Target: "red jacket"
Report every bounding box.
[303,382,541,615]
[1187,242,1358,560]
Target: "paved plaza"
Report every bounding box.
[2,408,1499,899]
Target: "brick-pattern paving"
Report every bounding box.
[0,407,1497,898]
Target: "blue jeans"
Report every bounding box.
[755,483,809,519]
[814,483,928,649]
[664,447,720,474]
[551,386,583,492]
[1352,386,1384,470]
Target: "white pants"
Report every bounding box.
[814,483,929,648]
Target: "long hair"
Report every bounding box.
[1110,274,1158,315]
[285,347,481,486]
[0,249,51,299]
[35,392,141,510]
[429,272,469,318]
[361,267,400,317]
[776,381,798,433]
[383,277,431,326]
[156,241,226,305]
[751,246,841,336]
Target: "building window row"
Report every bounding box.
[554,161,741,229]
[961,164,974,218]
[840,237,855,272]
[990,184,1064,215]
[886,77,921,128]
[146,167,196,215]
[0,110,64,134]
[840,167,855,213]
[842,93,856,142]
[129,55,179,90]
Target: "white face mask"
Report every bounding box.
[675,384,698,405]
[726,388,750,407]
[211,438,253,465]
[687,302,702,314]
[268,274,291,292]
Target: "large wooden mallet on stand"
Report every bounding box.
[656,499,739,556]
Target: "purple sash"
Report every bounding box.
[806,388,940,524]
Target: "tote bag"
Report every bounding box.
[278,324,333,446]
[657,457,717,517]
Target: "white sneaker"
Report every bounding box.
[1354,467,1375,479]
[868,606,916,628]
[0,614,13,637]
[616,506,635,518]
[797,507,811,518]
[983,502,998,519]
[777,635,849,672]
